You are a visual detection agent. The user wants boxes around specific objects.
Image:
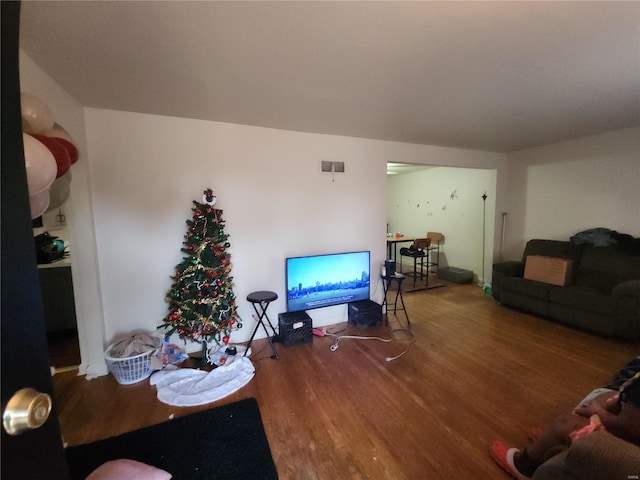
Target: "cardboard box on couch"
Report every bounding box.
[524,255,573,286]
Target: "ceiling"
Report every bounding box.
[19,1,640,153]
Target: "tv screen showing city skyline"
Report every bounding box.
[286,251,370,312]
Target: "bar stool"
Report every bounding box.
[426,232,444,272]
[382,272,410,327]
[246,291,279,359]
[399,238,431,288]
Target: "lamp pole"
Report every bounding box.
[482,193,487,287]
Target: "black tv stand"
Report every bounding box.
[347,299,382,329]
[278,311,312,347]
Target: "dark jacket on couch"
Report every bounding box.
[492,238,640,340]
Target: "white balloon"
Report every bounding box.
[21,92,54,134]
[23,133,57,195]
[29,190,50,219]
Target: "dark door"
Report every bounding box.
[1,2,70,478]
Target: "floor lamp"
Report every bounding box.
[482,193,487,288]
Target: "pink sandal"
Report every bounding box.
[490,441,532,480]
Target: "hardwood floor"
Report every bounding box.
[53,280,638,479]
[48,328,81,369]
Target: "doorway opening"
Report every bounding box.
[386,162,497,287]
[34,211,81,370]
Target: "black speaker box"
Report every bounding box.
[278,311,312,347]
[348,300,382,329]
[384,260,396,277]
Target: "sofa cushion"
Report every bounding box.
[573,271,625,294]
[501,277,553,317]
[502,290,550,317]
[549,286,617,315]
[549,303,617,336]
[502,277,554,300]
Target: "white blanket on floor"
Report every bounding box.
[150,356,255,407]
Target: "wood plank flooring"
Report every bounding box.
[48,328,81,369]
[53,280,638,479]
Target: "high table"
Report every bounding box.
[386,236,414,262]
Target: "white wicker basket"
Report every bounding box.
[104,344,156,385]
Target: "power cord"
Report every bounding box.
[329,334,392,352]
[384,327,416,362]
[315,326,416,362]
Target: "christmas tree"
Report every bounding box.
[161,189,241,359]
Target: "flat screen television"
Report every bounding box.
[286,251,370,313]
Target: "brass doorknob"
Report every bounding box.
[3,388,52,435]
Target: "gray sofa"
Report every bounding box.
[492,239,640,340]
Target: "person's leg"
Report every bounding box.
[523,414,589,464]
[491,414,589,479]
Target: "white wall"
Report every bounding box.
[503,127,640,260]
[84,109,391,352]
[387,166,497,284]
[83,109,511,359]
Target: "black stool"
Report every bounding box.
[399,238,430,288]
[246,291,279,359]
[382,273,410,327]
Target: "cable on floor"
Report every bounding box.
[319,325,416,362]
